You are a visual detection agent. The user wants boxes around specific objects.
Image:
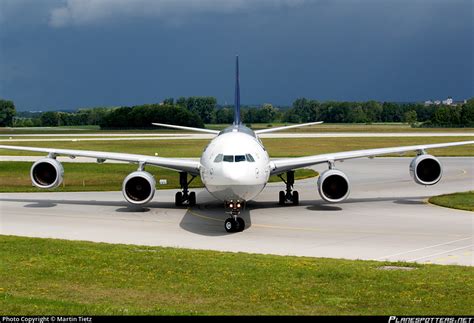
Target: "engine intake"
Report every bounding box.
[410,154,442,185]
[30,158,64,189]
[122,171,156,205]
[317,169,350,203]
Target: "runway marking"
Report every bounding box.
[187,208,222,223]
[376,237,472,260]
[408,244,473,262]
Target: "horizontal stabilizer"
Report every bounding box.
[255,121,323,134]
[152,123,219,134]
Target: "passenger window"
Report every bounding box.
[214,154,223,163]
[235,155,246,162]
[223,155,234,162]
[246,154,255,162]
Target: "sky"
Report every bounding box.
[0,0,472,111]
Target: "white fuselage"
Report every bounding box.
[199,126,270,202]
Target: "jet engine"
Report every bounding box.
[409,154,442,185]
[30,158,64,189]
[122,171,156,205]
[317,169,351,203]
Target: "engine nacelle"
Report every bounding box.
[122,171,156,205]
[410,154,442,185]
[30,158,64,189]
[317,169,351,203]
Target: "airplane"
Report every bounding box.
[1,56,473,233]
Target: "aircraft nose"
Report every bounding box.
[222,164,247,183]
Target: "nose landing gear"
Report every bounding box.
[278,170,299,205]
[224,200,245,232]
[175,172,197,207]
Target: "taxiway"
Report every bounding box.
[1,157,472,266]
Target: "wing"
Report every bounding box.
[270,140,474,175]
[0,145,201,175]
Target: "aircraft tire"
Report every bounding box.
[175,192,183,206]
[293,191,299,205]
[225,218,236,233]
[189,192,196,206]
[236,218,245,232]
[279,191,285,205]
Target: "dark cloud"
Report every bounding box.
[0,0,472,110]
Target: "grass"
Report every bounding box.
[429,191,474,212]
[2,123,474,135]
[0,162,317,193]
[0,137,473,157]
[0,235,472,315]
[207,123,474,133]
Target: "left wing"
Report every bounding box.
[270,140,474,175]
[0,145,200,175]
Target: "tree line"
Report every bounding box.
[2,97,473,129]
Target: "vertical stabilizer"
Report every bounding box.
[234,55,241,125]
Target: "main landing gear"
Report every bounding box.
[175,172,196,207]
[224,200,245,233]
[278,170,299,206]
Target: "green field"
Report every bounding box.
[0,235,472,315]
[0,162,317,193]
[0,137,473,157]
[429,191,474,212]
[1,123,474,135]
[206,123,474,133]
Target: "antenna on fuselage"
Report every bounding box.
[233,55,241,125]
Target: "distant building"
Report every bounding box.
[424,100,433,106]
[442,97,453,105]
[424,97,466,106]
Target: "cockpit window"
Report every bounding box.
[223,155,234,162]
[235,155,246,162]
[214,154,223,163]
[217,154,256,163]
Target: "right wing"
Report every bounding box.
[0,145,201,175]
[270,140,474,175]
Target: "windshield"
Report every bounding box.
[214,154,223,162]
[235,155,246,162]
[223,155,234,162]
[214,154,256,163]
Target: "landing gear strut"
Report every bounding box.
[224,200,245,233]
[278,170,299,205]
[175,172,196,207]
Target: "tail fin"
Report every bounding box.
[233,55,241,125]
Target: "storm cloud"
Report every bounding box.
[49,0,308,27]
